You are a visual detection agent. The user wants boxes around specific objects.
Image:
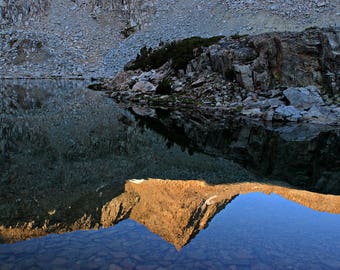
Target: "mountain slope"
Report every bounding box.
[0,0,339,78]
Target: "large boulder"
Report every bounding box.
[283,86,325,110]
[273,105,302,122]
[132,80,156,92]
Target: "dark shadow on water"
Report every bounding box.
[132,108,340,195]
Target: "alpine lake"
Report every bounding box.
[0,80,339,270]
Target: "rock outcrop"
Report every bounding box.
[101,27,339,125]
[208,27,340,95]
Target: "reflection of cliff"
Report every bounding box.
[135,110,340,194]
[101,179,340,250]
[1,179,339,246]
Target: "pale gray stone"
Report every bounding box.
[274,105,302,122]
[132,81,156,92]
[283,86,324,110]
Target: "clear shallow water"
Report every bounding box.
[0,80,340,270]
[0,193,340,270]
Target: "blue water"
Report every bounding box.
[1,193,339,270]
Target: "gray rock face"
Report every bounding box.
[0,31,86,77]
[283,86,325,110]
[234,64,254,91]
[204,27,340,95]
[274,105,302,122]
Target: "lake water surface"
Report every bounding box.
[0,80,339,270]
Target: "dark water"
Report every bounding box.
[0,80,339,270]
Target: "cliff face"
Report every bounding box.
[206,28,340,96]
[117,0,156,29]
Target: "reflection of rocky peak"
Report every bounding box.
[101,179,340,249]
[1,179,339,245]
[102,179,234,249]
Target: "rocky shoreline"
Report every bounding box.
[93,27,339,126]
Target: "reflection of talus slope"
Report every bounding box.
[101,179,340,250]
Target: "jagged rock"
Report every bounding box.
[103,27,339,125]
[303,105,338,125]
[243,97,284,110]
[234,64,254,91]
[207,27,340,95]
[305,105,324,118]
[283,86,325,110]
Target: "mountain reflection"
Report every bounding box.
[1,80,339,249]
[101,179,340,250]
[1,179,339,248]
